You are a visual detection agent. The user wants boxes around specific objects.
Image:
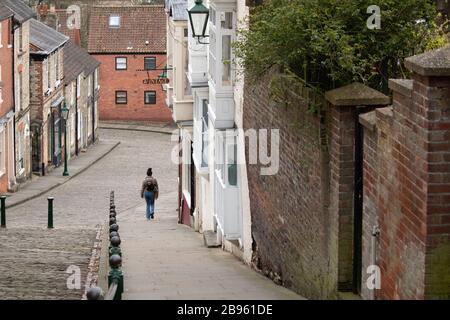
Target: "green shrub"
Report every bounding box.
[234,0,446,93]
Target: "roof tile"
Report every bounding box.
[88,5,166,54]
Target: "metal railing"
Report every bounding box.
[87,191,124,300]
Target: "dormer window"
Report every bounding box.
[109,15,120,28]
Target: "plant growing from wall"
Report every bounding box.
[234,0,447,94]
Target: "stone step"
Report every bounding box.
[203,230,221,248]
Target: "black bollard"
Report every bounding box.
[1,196,6,228]
[48,197,54,229]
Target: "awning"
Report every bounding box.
[51,96,65,108]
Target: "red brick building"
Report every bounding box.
[0,5,15,193]
[87,5,172,123]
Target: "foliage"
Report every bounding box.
[234,0,445,93]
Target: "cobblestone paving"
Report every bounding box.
[0,227,96,299]
[5,129,177,228]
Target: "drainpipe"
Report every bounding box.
[92,72,95,144]
[75,79,79,156]
[11,23,17,183]
[370,225,380,300]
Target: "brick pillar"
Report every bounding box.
[326,83,390,291]
[405,46,450,299]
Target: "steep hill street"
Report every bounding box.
[0,128,301,300]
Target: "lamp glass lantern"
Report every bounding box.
[61,103,70,120]
[187,0,209,39]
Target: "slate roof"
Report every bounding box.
[30,19,69,55]
[172,1,188,21]
[0,4,14,21]
[64,40,101,83]
[3,0,35,23]
[88,5,166,54]
[166,0,188,21]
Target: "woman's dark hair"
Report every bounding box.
[147,168,153,176]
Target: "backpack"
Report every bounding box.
[146,179,155,192]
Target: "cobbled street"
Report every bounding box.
[0,129,301,300]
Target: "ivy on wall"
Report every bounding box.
[234,0,448,93]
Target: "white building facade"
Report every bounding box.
[188,0,252,263]
[165,0,196,227]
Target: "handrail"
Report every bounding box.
[86,191,124,300]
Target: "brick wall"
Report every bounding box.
[0,17,14,193]
[29,60,43,122]
[359,47,450,299]
[244,73,336,299]
[93,53,172,123]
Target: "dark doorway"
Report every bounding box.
[31,125,41,173]
[353,107,365,294]
[51,105,62,167]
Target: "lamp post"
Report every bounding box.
[61,102,70,176]
[187,0,210,43]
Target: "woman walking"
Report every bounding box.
[141,168,159,220]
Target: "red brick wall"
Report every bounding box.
[361,101,428,300]
[243,74,336,299]
[0,19,13,117]
[361,71,450,299]
[93,53,173,123]
[0,17,13,193]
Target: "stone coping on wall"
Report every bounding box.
[389,79,414,98]
[405,46,450,76]
[359,111,377,132]
[325,82,391,106]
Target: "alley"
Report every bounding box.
[0,129,301,300]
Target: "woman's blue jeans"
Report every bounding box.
[144,191,155,219]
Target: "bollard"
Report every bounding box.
[48,197,54,229]
[1,196,6,228]
[86,287,104,300]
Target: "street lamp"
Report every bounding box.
[61,102,70,176]
[158,66,169,92]
[187,0,209,44]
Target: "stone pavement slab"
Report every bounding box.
[119,202,304,300]
[3,140,120,209]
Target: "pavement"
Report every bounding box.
[119,211,304,300]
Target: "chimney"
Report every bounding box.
[37,2,49,17]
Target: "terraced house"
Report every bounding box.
[0,4,15,194]
[29,19,68,174]
[63,40,100,159]
[3,0,35,187]
[169,0,253,262]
